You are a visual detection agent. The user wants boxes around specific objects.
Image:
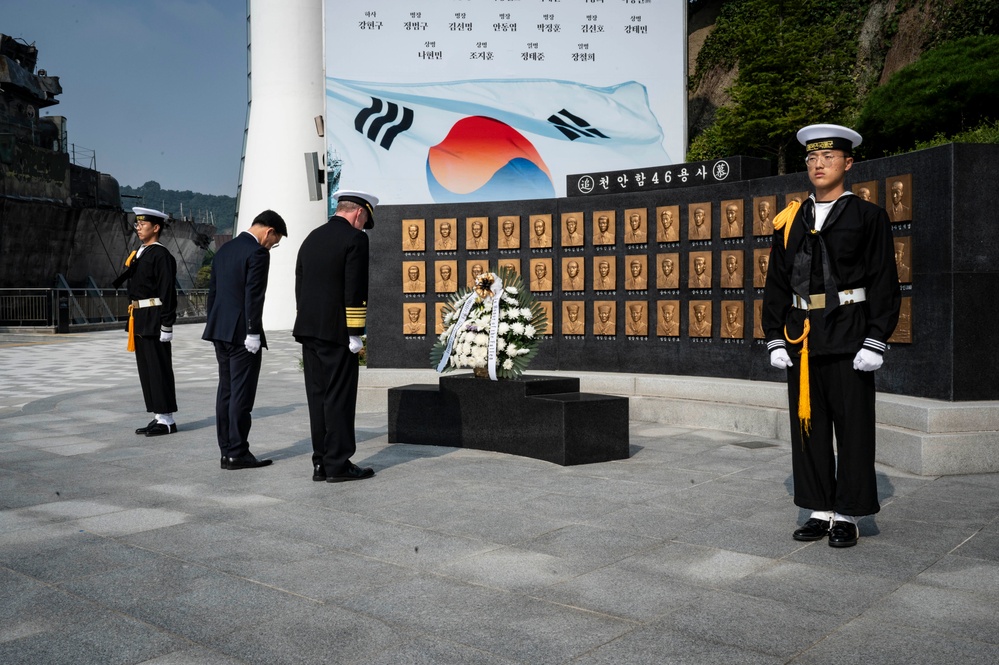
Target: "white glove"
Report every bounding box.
[159,330,173,343]
[853,348,883,372]
[770,348,793,369]
[348,335,363,354]
[244,334,261,354]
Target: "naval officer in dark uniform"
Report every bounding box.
[293,190,378,483]
[203,210,287,470]
[763,124,900,548]
[114,207,179,437]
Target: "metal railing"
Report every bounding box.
[0,288,208,330]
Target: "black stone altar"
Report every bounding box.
[388,374,629,466]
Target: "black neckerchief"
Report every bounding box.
[790,194,852,317]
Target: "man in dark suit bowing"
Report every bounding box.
[203,210,287,470]
[293,190,377,483]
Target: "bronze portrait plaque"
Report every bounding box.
[720,250,744,289]
[435,218,457,252]
[655,205,680,243]
[785,191,808,208]
[753,248,770,288]
[894,236,912,284]
[498,215,521,249]
[753,196,777,237]
[466,216,489,251]
[402,261,426,293]
[562,257,585,292]
[529,214,552,249]
[593,210,616,246]
[624,208,648,244]
[887,174,913,223]
[593,256,617,291]
[689,300,712,338]
[625,301,648,336]
[561,212,584,247]
[625,255,648,290]
[403,303,426,335]
[657,300,680,337]
[657,252,680,290]
[720,199,744,239]
[688,202,712,241]
[434,260,458,293]
[688,251,712,289]
[593,300,616,335]
[402,219,426,252]
[434,301,452,335]
[529,258,553,292]
[720,300,744,339]
[889,296,912,343]
[537,301,553,336]
[466,261,487,287]
[562,300,585,335]
[753,299,764,339]
[497,258,520,278]
[852,180,878,206]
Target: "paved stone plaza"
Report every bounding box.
[2,328,998,664]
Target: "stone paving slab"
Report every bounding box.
[1,328,998,664]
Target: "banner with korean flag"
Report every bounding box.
[326,77,671,205]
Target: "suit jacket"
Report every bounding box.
[203,232,271,347]
[122,243,177,337]
[293,216,369,345]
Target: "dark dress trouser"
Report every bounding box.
[213,341,262,458]
[300,339,358,475]
[787,353,880,517]
[135,335,177,414]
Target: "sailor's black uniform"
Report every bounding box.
[763,193,900,516]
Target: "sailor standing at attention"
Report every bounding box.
[114,207,179,437]
[763,124,900,548]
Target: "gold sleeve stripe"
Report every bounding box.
[345,306,367,327]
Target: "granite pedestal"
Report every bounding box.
[388,374,629,465]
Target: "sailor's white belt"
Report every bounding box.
[131,298,163,308]
[792,288,866,310]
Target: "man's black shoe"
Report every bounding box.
[220,456,226,470]
[135,419,158,435]
[223,453,273,470]
[828,521,859,548]
[312,464,327,482]
[792,518,831,542]
[326,462,374,483]
[145,423,178,437]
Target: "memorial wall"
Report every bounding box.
[367,143,999,402]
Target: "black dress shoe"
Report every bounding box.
[145,422,178,437]
[220,456,226,470]
[828,520,859,548]
[223,453,273,470]
[326,462,374,483]
[312,464,327,482]
[793,518,831,542]
[135,419,158,435]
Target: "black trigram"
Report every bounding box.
[547,109,609,141]
[354,98,413,150]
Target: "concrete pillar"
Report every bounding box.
[238,0,326,331]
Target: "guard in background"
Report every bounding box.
[114,207,179,437]
[202,210,287,470]
[293,190,377,483]
[763,124,900,548]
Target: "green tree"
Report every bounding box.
[855,35,999,157]
[689,0,865,173]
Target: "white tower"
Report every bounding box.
[237,0,326,331]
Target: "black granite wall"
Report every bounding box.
[366,143,999,401]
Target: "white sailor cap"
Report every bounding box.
[796,124,862,153]
[333,189,379,229]
[132,207,170,224]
